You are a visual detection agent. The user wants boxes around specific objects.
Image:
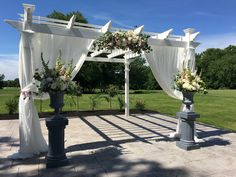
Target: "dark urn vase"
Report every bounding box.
[182,91,195,112]
[176,91,200,151]
[45,92,69,168]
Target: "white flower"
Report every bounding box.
[183,82,190,89]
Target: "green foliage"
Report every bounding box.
[93,31,152,54]
[196,45,236,89]
[106,85,118,109]
[145,71,161,90]
[89,94,101,111]
[3,78,20,88]
[117,94,124,111]
[130,58,160,90]
[5,96,18,114]
[34,52,78,94]
[135,99,145,111]
[106,85,118,97]
[47,10,88,23]
[0,74,5,89]
[66,83,82,111]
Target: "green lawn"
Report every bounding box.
[0,88,236,131]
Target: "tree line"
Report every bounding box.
[196,45,236,89]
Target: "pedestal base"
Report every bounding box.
[176,111,200,151]
[46,155,69,168]
[176,141,200,151]
[46,116,68,168]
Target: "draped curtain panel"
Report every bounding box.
[144,45,196,138]
[145,46,185,100]
[144,45,196,100]
[9,32,93,159]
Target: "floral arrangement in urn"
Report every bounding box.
[93,31,152,54]
[174,68,207,93]
[33,52,78,94]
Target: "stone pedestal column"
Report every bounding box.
[176,91,200,150]
[176,112,200,150]
[46,117,68,168]
[46,92,69,168]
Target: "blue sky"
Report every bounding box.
[1,0,236,79]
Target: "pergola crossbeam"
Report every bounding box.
[5,19,200,48]
[85,57,124,63]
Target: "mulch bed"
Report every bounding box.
[0,109,159,120]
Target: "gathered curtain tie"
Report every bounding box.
[21,91,32,100]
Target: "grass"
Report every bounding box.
[0,87,236,131]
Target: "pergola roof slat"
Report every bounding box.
[124,52,140,59]
[107,49,129,59]
[90,50,109,57]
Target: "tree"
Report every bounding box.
[3,78,20,88]
[129,58,161,90]
[47,11,88,23]
[0,74,5,89]
[145,70,161,90]
[129,58,148,90]
[196,45,236,89]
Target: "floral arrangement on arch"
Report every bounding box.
[93,31,152,54]
[33,51,79,94]
[174,68,207,93]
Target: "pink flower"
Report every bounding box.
[60,67,65,76]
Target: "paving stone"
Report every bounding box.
[1,113,236,177]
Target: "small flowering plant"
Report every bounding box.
[93,31,152,54]
[173,68,207,93]
[33,52,78,94]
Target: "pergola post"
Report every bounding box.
[22,4,35,30]
[124,58,130,117]
[183,28,199,69]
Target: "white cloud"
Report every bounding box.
[0,54,18,80]
[196,33,236,53]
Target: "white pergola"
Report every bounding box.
[6,4,202,158]
[6,4,200,117]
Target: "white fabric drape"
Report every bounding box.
[144,45,197,139]
[144,46,188,100]
[9,32,93,159]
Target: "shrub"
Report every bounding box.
[135,99,145,111]
[89,94,100,111]
[5,97,18,114]
[117,95,124,111]
[106,85,118,110]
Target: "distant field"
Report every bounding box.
[0,88,236,131]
